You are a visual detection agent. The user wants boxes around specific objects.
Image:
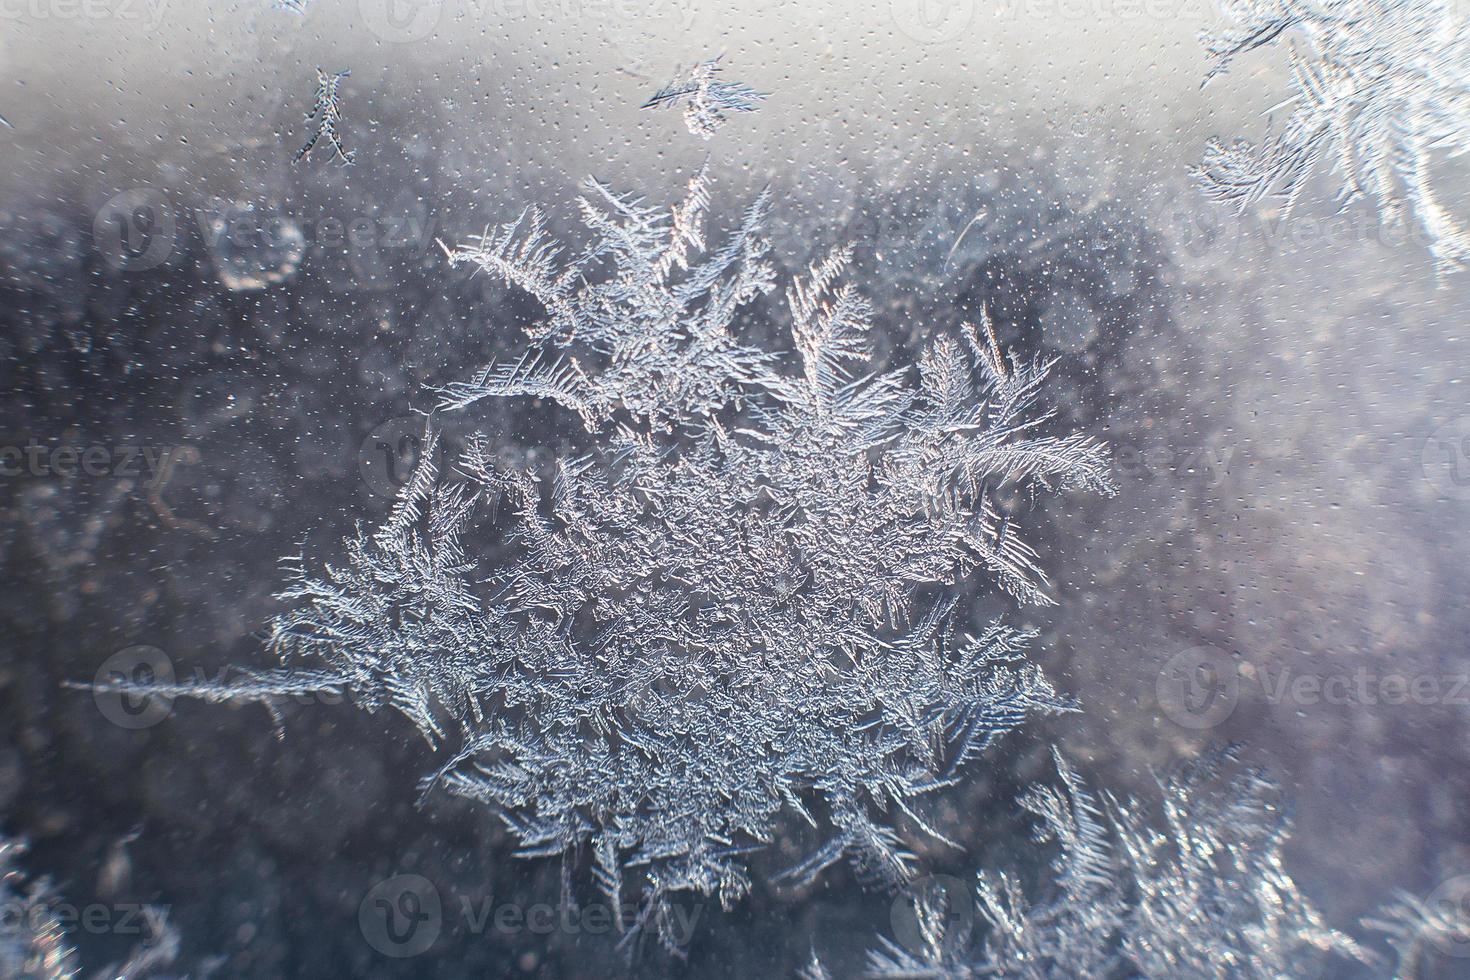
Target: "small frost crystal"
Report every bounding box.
[1194,0,1470,273]
[1363,886,1470,976]
[0,834,179,979]
[854,748,1370,979]
[642,58,767,139]
[0,836,74,980]
[295,67,353,165]
[88,171,1113,952]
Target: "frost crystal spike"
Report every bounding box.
[295,67,354,165]
[1363,886,1470,977]
[1194,0,1470,274]
[846,748,1371,979]
[0,832,179,978]
[643,57,768,139]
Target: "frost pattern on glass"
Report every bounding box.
[0,834,179,979]
[642,58,768,139]
[1194,0,1470,273]
[0,835,74,980]
[857,748,1369,979]
[88,172,1113,953]
[295,68,354,166]
[1363,887,1470,976]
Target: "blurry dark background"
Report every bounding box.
[3,1,1470,975]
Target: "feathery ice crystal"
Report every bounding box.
[0,833,178,979]
[0,835,73,980]
[1363,884,1470,977]
[295,68,354,166]
[642,58,768,139]
[86,170,1114,952]
[1194,0,1470,274]
[838,748,1370,979]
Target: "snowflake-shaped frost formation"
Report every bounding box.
[88,171,1113,953]
[856,748,1370,979]
[1194,0,1470,274]
[643,58,767,139]
[295,67,354,165]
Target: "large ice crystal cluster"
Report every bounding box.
[102,169,1113,951]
